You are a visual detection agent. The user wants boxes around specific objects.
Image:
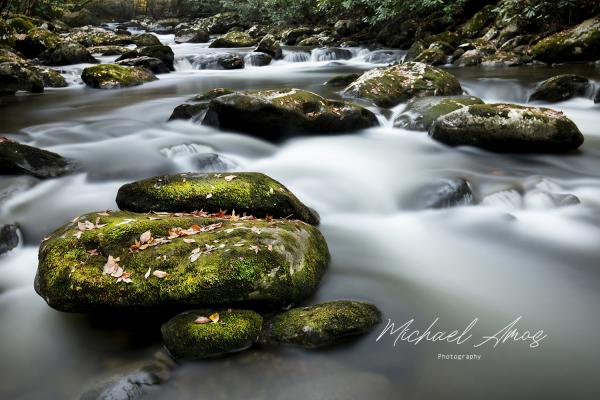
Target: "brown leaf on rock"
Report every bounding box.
[140,230,152,244]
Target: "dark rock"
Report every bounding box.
[117,45,175,71]
[334,20,359,36]
[168,103,209,121]
[394,95,484,131]
[117,56,170,74]
[528,74,591,102]
[325,73,360,87]
[0,137,70,178]
[88,45,132,56]
[39,41,97,66]
[410,178,474,209]
[310,47,353,62]
[255,34,282,59]
[14,28,60,58]
[199,12,241,34]
[62,9,99,27]
[0,224,19,255]
[0,62,44,95]
[191,52,244,70]
[174,29,209,44]
[281,27,313,45]
[453,49,483,66]
[414,47,447,66]
[131,33,161,47]
[532,16,600,63]
[32,66,68,88]
[244,52,271,67]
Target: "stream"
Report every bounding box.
[1,32,600,399]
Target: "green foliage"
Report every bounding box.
[494,0,600,27]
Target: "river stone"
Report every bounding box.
[191,52,244,70]
[255,34,282,59]
[116,172,320,225]
[117,45,175,71]
[117,56,170,74]
[62,9,99,27]
[199,12,240,34]
[453,49,483,66]
[35,210,329,312]
[174,29,209,44]
[32,66,68,88]
[429,103,585,153]
[0,48,26,64]
[342,62,462,108]
[210,31,257,48]
[532,16,600,63]
[68,29,133,48]
[414,48,447,66]
[203,88,378,140]
[0,62,44,95]
[81,64,157,89]
[88,45,132,56]
[0,138,70,177]
[595,89,600,104]
[131,33,162,47]
[261,300,382,348]
[0,224,19,255]
[460,4,496,38]
[39,41,97,66]
[325,73,360,87]
[7,16,35,34]
[409,178,474,209]
[394,95,484,131]
[282,27,313,45]
[161,309,263,359]
[14,27,60,58]
[169,103,209,121]
[192,87,234,101]
[528,74,591,103]
[244,52,272,67]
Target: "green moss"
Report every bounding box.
[325,73,360,88]
[460,5,496,38]
[192,87,234,101]
[209,31,257,48]
[531,16,600,63]
[414,48,447,66]
[161,309,262,359]
[528,74,590,102]
[394,95,484,130]
[262,300,382,348]
[7,17,35,33]
[81,64,157,89]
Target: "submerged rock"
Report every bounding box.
[117,45,175,71]
[394,95,484,131]
[117,56,170,74]
[191,52,244,70]
[0,137,70,178]
[342,62,462,108]
[35,210,329,312]
[532,16,600,63]
[0,62,44,95]
[203,88,378,141]
[409,178,474,209]
[161,309,263,359]
[255,34,282,59]
[528,74,590,102]
[429,103,585,153]
[210,31,257,48]
[81,64,157,89]
[262,300,382,348]
[39,41,97,66]
[168,103,209,121]
[116,172,320,225]
[0,224,19,255]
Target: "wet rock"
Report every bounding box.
[39,41,97,66]
[192,87,235,101]
[334,19,359,36]
[453,49,483,66]
[210,31,257,48]
[174,29,209,44]
[62,9,99,27]
[0,224,19,255]
[255,34,282,59]
[282,27,313,45]
[32,66,68,88]
[0,62,44,95]
[168,103,209,121]
[0,48,25,64]
[35,210,329,312]
[342,62,462,108]
[414,47,447,66]
[363,50,401,64]
[532,16,600,63]
[595,89,600,104]
[131,33,161,47]
[262,300,381,348]
[244,52,271,67]
[429,103,585,153]
[528,74,591,103]
[14,28,60,58]
[203,88,378,141]
[410,178,474,209]
[116,172,321,225]
[394,95,484,131]
[68,29,133,48]
[116,45,175,71]
[88,45,131,56]
[460,5,496,38]
[81,64,157,89]
[0,137,70,178]
[191,52,244,70]
[324,73,360,88]
[161,309,263,360]
[117,56,170,74]
[200,12,241,34]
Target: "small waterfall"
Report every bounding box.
[363,50,406,64]
[283,51,311,63]
[310,47,353,62]
[174,57,193,71]
[159,144,236,172]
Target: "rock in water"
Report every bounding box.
[244,52,272,67]
[429,103,584,153]
[161,309,263,359]
[116,172,320,225]
[116,45,175,71]
[174,29,209,44]
[209,31,257,48]
[0,62,44,95]
[532,16,600,63]
[528,74,590,102]
[35,210,329,312]
[81,64,157,89]
[409,178,474,209]
[191,52,244,70]
[414,48,447,66]
[261,300,382,348]
[131,33,162,47]
[0,224,19,255]
[116,56,170,74]
[0,138,70,178]
[342,62,462,108]
[32,66,68,88]
[202,88,378,140]
[39,41,97,66]
[14,28,60,58]
[324,73,360,87]
[255,34,282,59]
[394,95,484,131]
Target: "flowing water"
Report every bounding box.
[1,33,600,399]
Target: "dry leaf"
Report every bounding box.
[194,316,211,324]
[267,244,273,252]
[206,193,213,199]
[115,219,135,226]
[224,175,237,182]
[183,238,196,243]
[250,245,260,254]
[153,270,168,278]
[209,312,220,323]
[144,267,151,279]
[103,256,122,276]
[140,230,152,244]
[117,271,132,283]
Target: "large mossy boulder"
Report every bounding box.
[39,41,97,66]
[209,31,257,48]
[0,138,70,178]
[81,64,157,89]
[200,12,241,34]
[35,210,329,312]
[203,88,378,141]
[0,62,44,95]
[531,16,600,63]
[261,300,382,348]
[394,95,484,131]
[32,66,68,88]
[131,33,162,47]
[116,45,175,71]
[255,34,282,59]
[174,28,209,44]
[6,16,36,34]
[161,309,263,359]
[14,28,60,58]
[528,74,590,103]
[429,103,585,153]
[116,172,320,225]
[342,62,462,108]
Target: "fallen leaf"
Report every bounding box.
[117,271,132,283]
[250,245,260,254]
[153,270,168,278]
[103,255,122,276]
[209,312,220,323]
[206,193,213,199]
[144,267,151,279]
[140,230,152,244]
[87,248,99,256]
[267,244,273,252]
[115,219,135,226]
[183,238,196,243]
[194,316,211,324]
[224,175,237,182]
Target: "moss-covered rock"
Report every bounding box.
[528,74,590,103]
[394,95,484,131]
[324,73,361,88]
[531,16,600,63]
[429,103,585,153]
[14,28,61,58]
[203,88,378,140]
[161,309,262,359]
[261,300,381,348]
[414,48,447,66]
[453,49,483,66]
[0,19,16,47]
[0,62,44,95]
[31,66,68,88]
[39,41,97,66]
[281,27,313,45]
[460,5,496,38]
[342,62,462,108]
[88,45,132,56]
[192,87,234,101]
[174,29,209,44]
[7,17,35,34]
[117,56,170,74]
[35,210,329,312]
[116,172,320,225]
[81,64,157,89]
[68,29,133,48]
[0,138,70,177]
[131,33,162,47]
[0,48,26,64]
[255,34,282,59]
[199,12,241,34]
[116,45,175,71]
[210,31,257,48]
[62,9,100,27]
